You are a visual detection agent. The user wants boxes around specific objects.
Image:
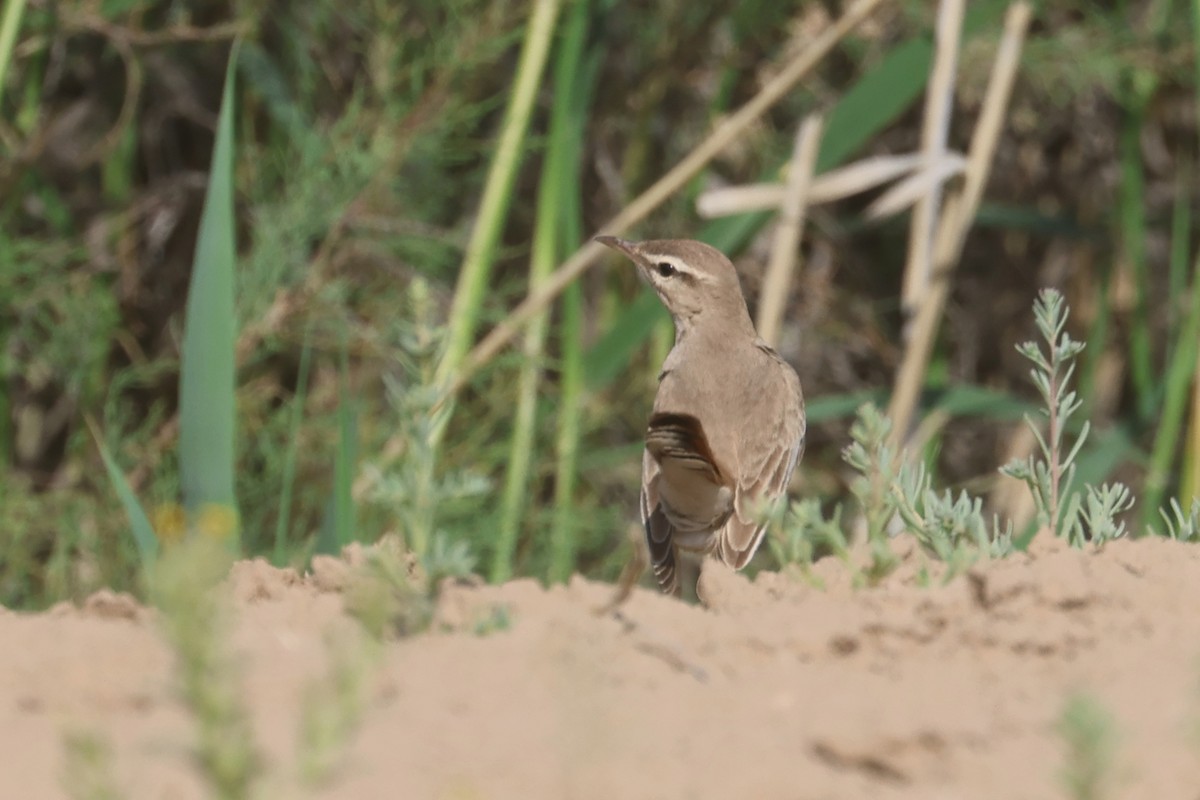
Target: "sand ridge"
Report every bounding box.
[3,535,1200,798]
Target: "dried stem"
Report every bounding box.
[697,152,926,217]
[757,114,823,346]
[886,1,1032,448]
[901,0,965,326]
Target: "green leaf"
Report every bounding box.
[91,423,158,567]
[816,39,930,172]
[179,43,240,532]
[930,384,1037,420]
[583,291,667,389]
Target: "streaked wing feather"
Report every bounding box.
[640,449,678,594]
[722,397,806,569]
[645,412,723,482]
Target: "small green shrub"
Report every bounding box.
[1001,289,1134,546]
[1058,692,1118,800]
[772,288,1150,581]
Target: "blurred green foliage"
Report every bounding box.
[1,0,1199,607]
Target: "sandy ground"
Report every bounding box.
[3,534,1200,799]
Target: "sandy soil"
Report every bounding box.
[4,534,1200,799]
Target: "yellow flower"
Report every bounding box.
[151,503,187,544]
[194,503,239,542]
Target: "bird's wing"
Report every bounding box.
[720,364,806,569]
[644,411,724,484]
[642,411,727,595]
[639,449,679,595]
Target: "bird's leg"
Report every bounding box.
[593,522,648,616]
[695,556,711,608]
[677,552,702,604]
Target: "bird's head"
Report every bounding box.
[595,236,752,330]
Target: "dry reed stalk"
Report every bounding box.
[698,153,922,217]
[437,0,891,406]
[698,150,965,221]
[885,1,1032,449]
[901,0,965,329]
[864,154,966,219]
[756,115,823,347]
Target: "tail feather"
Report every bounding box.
[644,503,679,594]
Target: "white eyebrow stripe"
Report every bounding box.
[645,255,704,280]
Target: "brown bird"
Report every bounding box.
[595,236,805,605]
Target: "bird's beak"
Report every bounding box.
[595,235,652,281]
[595,235,639,260]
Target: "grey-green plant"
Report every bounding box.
[149,536,262,800]
[342,531,479,641]
[342,539,432,640]
[362,279,490,561]
[424,531,478,586]
[842,403,1012,582]
[61,729,123,800]
[1058,692,1118,800]
[296,626,375,787]
[891,455,1014,563]
[470,604,513,636]
[766,498,818,573]
[1152,497,1200,541]
[1080,483,1135,544]
[772,288,1147,583]
[844,408,899,540]
[1001,289,1134,546]
[767,498,846,588]
[841,405,903,581]
[294,529,477,787]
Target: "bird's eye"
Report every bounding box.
[655,262,677,278]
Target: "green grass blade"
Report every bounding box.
[179,43,240,540]
[493,0,587,584]
[89,419,158,568]
[1185,0,1200,505]
[0,0,27,110]
[974,203,1096,238]
[433,0,563,399]
[1183,356,1200,505]
[1117,97,1154,422]
[931,384,1038,420]
[1168,164,1191,339]
[273,324,314,565]
[1143,245,1200,525]
[549,1,603,584]
[493,364,540,581]
[318,343,358,554]
[800,385,1035,427]
[551,281,585,583]
[804,390,888,423]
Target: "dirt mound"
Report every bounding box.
[3,537,1200,799]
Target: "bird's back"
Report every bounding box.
[654,334,802,484]
[643,333,804,581]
